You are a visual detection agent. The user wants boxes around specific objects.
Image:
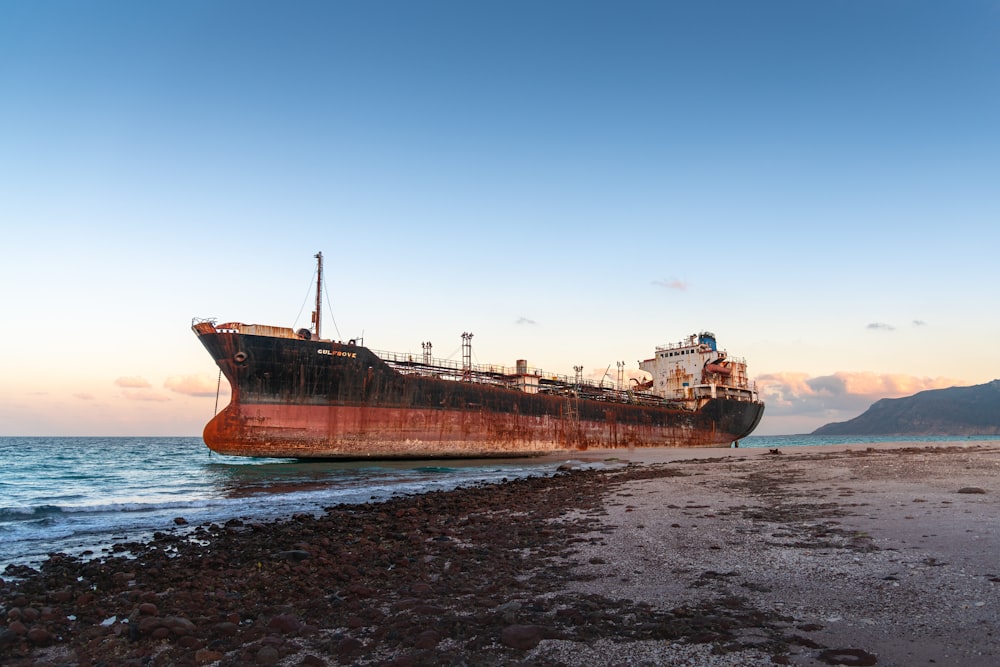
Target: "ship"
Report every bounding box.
[192,253,764,459]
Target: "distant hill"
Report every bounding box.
[812,379,1000,436]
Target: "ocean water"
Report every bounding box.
[741,434,1000,448]
[2,435,995,571]
[0,437,567,571]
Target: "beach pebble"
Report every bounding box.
[500,624,546,650]
[414,629,441,649]
[163,615,197,636]
[255,645,280,665]
[52,589,73,603]
[266,613,300,635]
[337,637,363,659]
[212,621,239,637]
[410,582,433,595]
[26,627,53,646]
[195,648,223,664]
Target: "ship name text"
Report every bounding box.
[319,349,358,358]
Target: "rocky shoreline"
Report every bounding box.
[2,443,998,666]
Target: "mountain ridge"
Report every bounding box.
[811,379,1000,436]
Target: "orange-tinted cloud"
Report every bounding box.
[73,392,94,400]
[114,376,170,401]
[115,376,151,389]
[757,371,960,421]
[165,375,221,397]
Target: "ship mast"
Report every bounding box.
[313,251,323,339]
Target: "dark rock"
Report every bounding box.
[411,605,445,616]
[500,624,545,650]
[195,648,224,664]
[957,487,987,494]
[163,615,197,636]
[256,645,280,665]
[212,621,239,637]
[173,517,188,525]
[267,614,301,635]
[26,627,53,646]
[0,629,18,649]
[414,629,440,649]
[137,615,163,635]
[337,636,363,659]
[817,648,878,666]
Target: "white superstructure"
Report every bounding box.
[639,332,758,403]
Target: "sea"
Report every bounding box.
[1,434,995,572]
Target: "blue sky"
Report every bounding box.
[2,1,998,436]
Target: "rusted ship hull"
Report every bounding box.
[203,394,764,458]
[194,324,764,459]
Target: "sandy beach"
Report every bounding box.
[2,442,997,666]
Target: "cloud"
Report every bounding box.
[912,319,926,326]
[515,316,537,326]
[165,375,221,397]
[115,376,171,401]
[121,390,170,402]
[756,371,959,421]
[866,322,895,331]
[115,376,151,388]
[73,392,95,400]
[652,278,689,290]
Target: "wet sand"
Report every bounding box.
[2,442,997,666]
[549,441,1000,666]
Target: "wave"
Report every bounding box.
[0,498,222,522]
[0,480,447,527]
[0,505,66,522]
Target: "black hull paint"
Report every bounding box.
[195,328,765,458]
